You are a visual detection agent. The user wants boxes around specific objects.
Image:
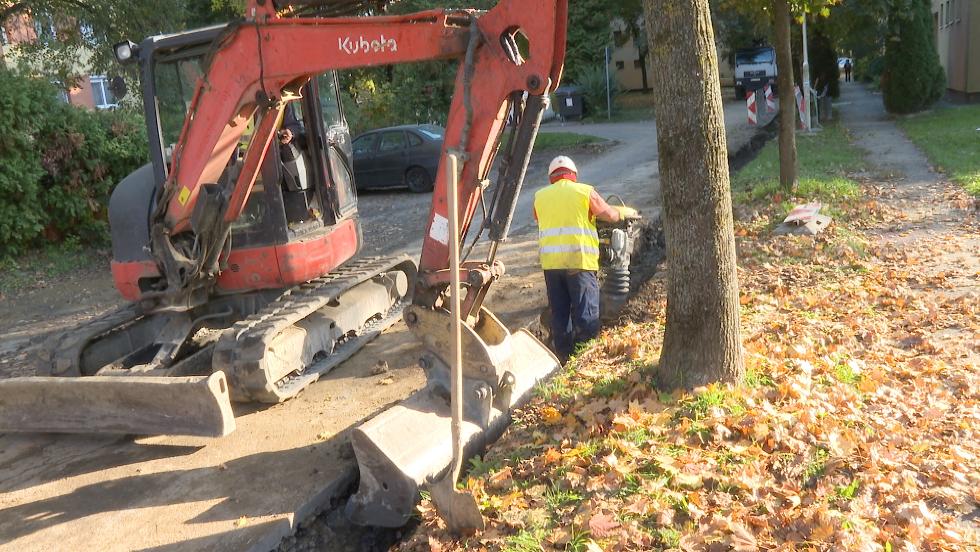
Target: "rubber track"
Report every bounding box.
[213,255,417,402]
[43,305,144,377]
[274,296,409,397]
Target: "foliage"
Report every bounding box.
[854,54,885,85]
[898,104,980,196]
[710,0,773,60]
[0,68,51,254]
[564,0,617,81]
[1,0,186,83]
[37,104,147,244]
[341,61,459,135]
[881,0,945,114]
[808,27,839,98]
[573,65,619,118]
[0,70,147,256]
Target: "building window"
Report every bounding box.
[633,59,643,69]
[33,12,57,40]
[90,76,117,109]
[615,61,625,70]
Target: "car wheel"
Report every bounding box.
[405,166,432,193]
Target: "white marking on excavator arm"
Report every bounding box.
[429,213,449,245]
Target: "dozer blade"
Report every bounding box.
[0,372,235,437]
[346,310,560,527]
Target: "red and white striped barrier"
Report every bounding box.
[764,84,775,113]
[747,90,757,126]
[794,85,807,130]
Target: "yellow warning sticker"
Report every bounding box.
[177,186,191,206]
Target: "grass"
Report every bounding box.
[897,104,980,197]
[501,131,604,152]
[501,526,547,552]
[580,91,656,123]
[732,121,865,206]
[543,485,583,511]
[803,447,830,485]
[0,238,105,295]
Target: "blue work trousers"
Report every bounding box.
[543,269,600,360]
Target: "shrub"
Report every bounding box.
[809,29,840,99]
[575,65,618,117]
[882,0,946,114]
[0,70,148,256]
[854,55,885,85]
[0,70,60,256]
[37,107,147,243]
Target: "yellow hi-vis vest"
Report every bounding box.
[534,179,600,271]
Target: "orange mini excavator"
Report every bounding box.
[0,0,567,525]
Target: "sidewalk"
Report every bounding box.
[836,82,979,363]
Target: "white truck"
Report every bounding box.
[734,45,778,100]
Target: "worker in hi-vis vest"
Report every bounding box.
[534,156,637,362]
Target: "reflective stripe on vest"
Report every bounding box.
[533,179,600,271]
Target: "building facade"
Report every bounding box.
[933,0,980,102]
[0,11,116,109]
[608,19,734,93]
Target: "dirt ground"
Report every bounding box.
[0,97,768,552]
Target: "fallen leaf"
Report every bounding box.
[588,512,620,538]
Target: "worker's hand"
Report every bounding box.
[279,129,293,145]
[615,206,639,220]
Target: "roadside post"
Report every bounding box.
[801,15,813,132]
[765,84,775,113]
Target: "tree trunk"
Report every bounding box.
[642,0,744,389]
[773,0,798,191]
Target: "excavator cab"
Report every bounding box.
[109,25,361,303]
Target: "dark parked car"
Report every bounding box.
[352,124,444,193]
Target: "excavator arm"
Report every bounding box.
[152,0,567,313]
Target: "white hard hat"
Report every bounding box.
[548,155,577,175]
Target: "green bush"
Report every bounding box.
[809,29,840,98]
[0,70,57,255]
[37,107,147,243]
[0,70,148,256]
[575,65,618,117]
[882,0,946,114]
[854,55,885,86]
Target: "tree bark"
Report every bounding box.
[773,0,798,191]
[643,0,744,389]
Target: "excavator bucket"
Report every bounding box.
[346,306,560,527]
[0,372,236,437]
